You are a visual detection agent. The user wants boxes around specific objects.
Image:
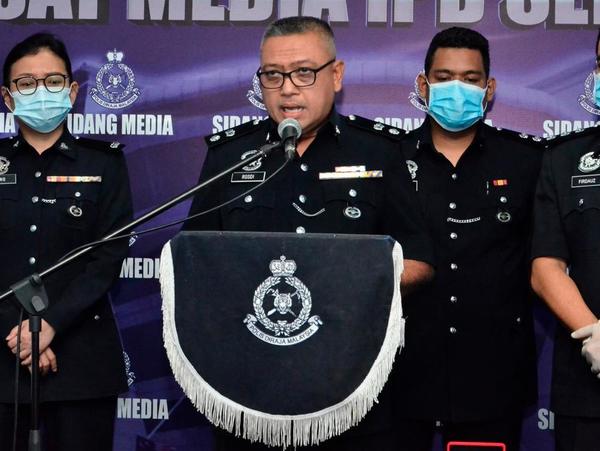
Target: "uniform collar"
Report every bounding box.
[15,127,78,160]
[415,116,486,153]
[266,108,342,142]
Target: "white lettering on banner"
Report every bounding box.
[120,258,161,279]
[438,0,484,24]
[0,113,16,134]
[212,115,268,133]
[65,114,173,136]
[121,114,174,136]
[374,117,425,131]
[0,0,99,20]
[542,120,600,137]
[537,408,555,430]
[117,398,169,419]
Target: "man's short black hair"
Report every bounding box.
[262,16,336,58]
[3,33,73,88]
[424,27,490,78]
[596,29,600,55]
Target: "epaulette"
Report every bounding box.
[486,124,545,147]
[75,136,125,152]
[204,118,265,148]
[345,114,406,140]
[544,125,600,149]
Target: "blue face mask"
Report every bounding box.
[426,79,487,132]
[594,73,600,107]
[9,88,72,134]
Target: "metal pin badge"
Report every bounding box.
[68,205,83,217]
[496,211,511,223]
[344,206,362,219]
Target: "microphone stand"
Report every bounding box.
[0,140,282,451]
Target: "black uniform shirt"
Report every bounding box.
[531,127,600,417]
[184,110,434,265]
[0,129,132,402]
[395,119,542,422]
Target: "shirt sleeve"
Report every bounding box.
[531,147,569,262]
[43,151,133,333]
[383,146,435,266]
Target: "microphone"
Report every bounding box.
[277,118,302,160]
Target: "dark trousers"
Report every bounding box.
[395,416,522,451]
[0,397,117,451]
[555,414,600,451]
[215,430,396,451]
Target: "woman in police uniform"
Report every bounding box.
[0,33,132,451]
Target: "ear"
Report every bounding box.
[485,77,496,103]
[417,71,428,100]
[332,60,345,93]
[1,86,14,112]
[68,81,79,105]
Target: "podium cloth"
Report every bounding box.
[160,231,403,447]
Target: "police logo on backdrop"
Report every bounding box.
[244,256,323,345]
[578,72,600,115]
[90,49,141,109]
[408,71,428,113]
[247,73,266,110]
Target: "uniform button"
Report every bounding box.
[349,189,357,198]
[449,202,457,210]
[75,191,81,198]
[29,257,36,265]
[500,196,507,203]
[451,173,458,180]
[449,327,457,334]
[296,226,306,234]
[34,171,42,178]
[30,225,37,232]
[94,315,101,321]
[450,296,458,303]
[578,198,584,206]
[450,263,458,271]
[450,232,458,239]
[300,163,309,172]
[244,195,253,203]
[31,196,39,203]
[516,317,522,324]
[298,194,307,203]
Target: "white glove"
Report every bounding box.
[572,320,600,379]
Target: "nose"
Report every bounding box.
[280,74,299,96]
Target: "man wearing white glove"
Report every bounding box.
[572,321,600,378]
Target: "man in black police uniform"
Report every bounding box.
[0,33,132,450]
[393,27,543,450]
[530,31,600,451]
[183,16,434,451]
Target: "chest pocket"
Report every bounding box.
[0,184,19,230]
[54,184,100,230]
[321,181,379,231]
[479,186,526,231]
[561,190,600,251]
[222,189,276,230]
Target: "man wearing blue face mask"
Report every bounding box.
[393,27,544,450]
[0,33,132,450]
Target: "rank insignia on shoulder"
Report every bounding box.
[345,114,406,139]
[110,142,121,149]
[204,119,266,148]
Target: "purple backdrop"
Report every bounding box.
[1,1,598,449]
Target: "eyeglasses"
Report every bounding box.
[10,74,69,95]
[256,59,336,89]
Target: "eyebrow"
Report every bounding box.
[433,69,484,76]
[261,59,318,70]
